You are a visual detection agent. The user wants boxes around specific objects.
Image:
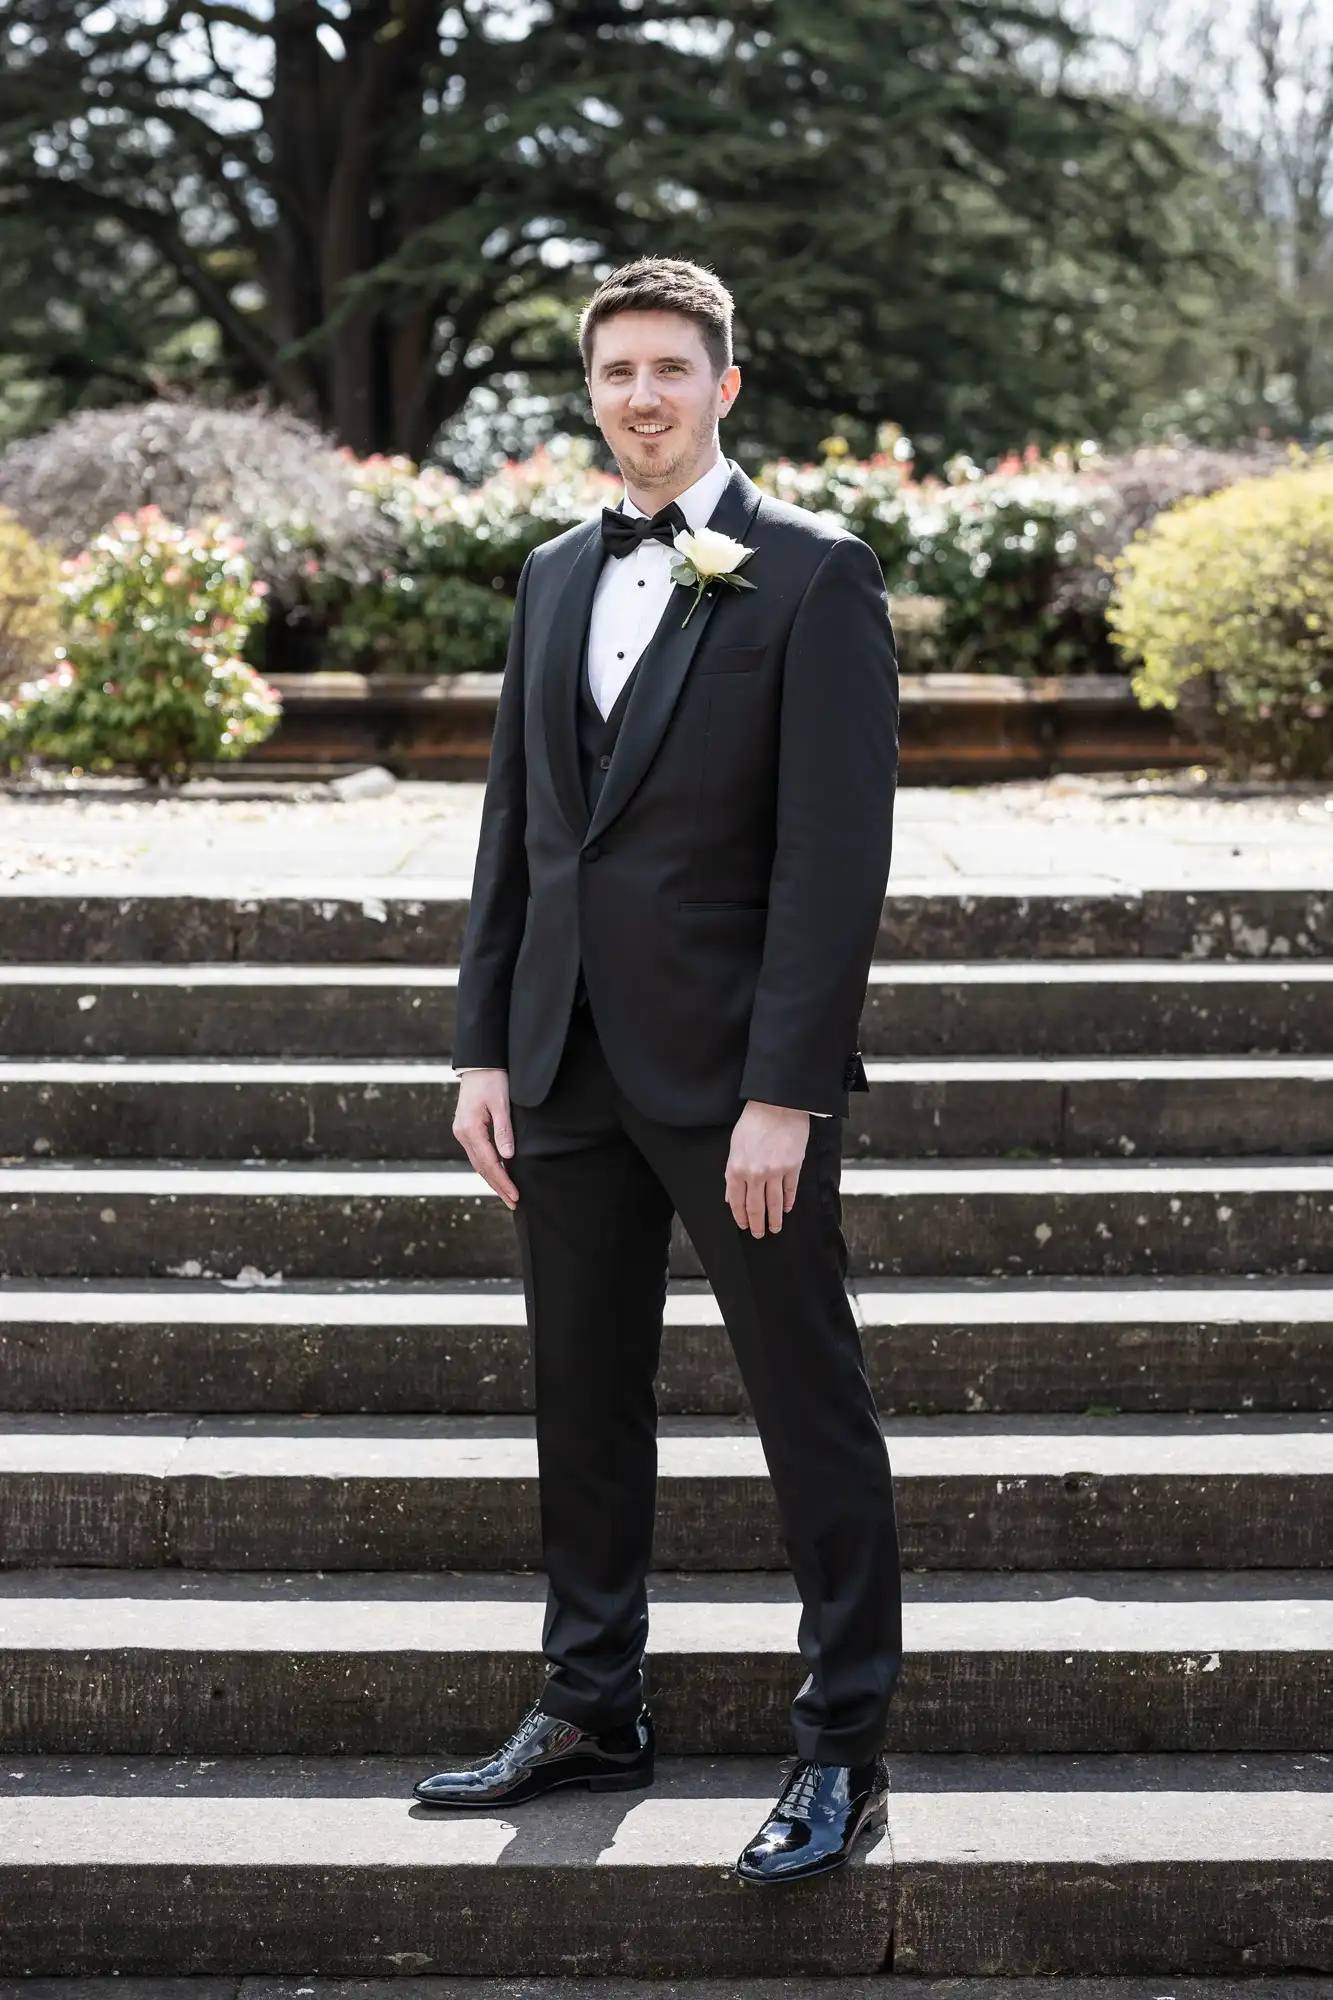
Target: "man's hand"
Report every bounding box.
[725,1100,811,1238]
[453,1068,519,1210]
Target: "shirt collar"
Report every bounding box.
[620,452,731,532]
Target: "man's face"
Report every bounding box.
[586,310,741,492]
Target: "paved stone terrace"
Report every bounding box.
[2,771,1333,892]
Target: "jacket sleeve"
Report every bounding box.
[738,534,898,1115]
[451,552,534,1069]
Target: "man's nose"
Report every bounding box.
[627,374,662,408]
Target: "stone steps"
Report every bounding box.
[2,880,1330,1980]
[3,1412,1329,1571]
[1,1986,1328,2000]
[9,1987,1331,2000]
[2,1567,1329,1757]
[6,1055,1333,1159]
[4,1159,1333,1279]
[2,883,1330,963]
[6,960,1333,1058]
[0,1752,1328,1978]
[0,966,462,1060]
[3,1276,1329,1414]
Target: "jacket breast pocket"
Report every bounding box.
[697,645,766,676]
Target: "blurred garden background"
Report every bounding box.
[2,0,1333,782]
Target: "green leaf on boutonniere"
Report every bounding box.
[671,549,759,625]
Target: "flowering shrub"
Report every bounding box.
[0,507,281,782]
[0,402,395,590]
[0,508,61,692]
[14,412,1287,685]
[310,430,1108,676]
[1054,444,1287,626]
[317,440,620,675]
[761,431,1109,673]
[1107,458,1333,778]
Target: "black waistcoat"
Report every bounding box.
[571,630,642,1008]
[577,626,640,814]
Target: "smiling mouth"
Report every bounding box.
[628,423,672,437]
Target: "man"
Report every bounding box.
[414,257,903,1887]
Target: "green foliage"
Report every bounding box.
[313,442,620,674]
[1107,459,1333,778]
[0,0,1249,468]
[761,433,1105,672]
[0,505,60,690]
[0,508,281,781]
[0,402,396,589]
[300,433,1112,677]
[325,572,515,679]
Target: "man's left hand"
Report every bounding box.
[725,1101,811,1238]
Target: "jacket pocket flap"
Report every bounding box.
[697,645,766,675]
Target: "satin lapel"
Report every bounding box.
[540,517,606,837]
[584,462,763,848]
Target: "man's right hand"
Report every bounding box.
[453,1068,519,1210]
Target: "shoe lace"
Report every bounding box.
[775,1758,821,1821]
[505,1701,547,1753]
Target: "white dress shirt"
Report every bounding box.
[586,452,732,719]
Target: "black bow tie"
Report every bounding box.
[601,500,688,559]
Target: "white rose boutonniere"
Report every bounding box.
[670,525,758,626]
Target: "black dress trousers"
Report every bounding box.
[509,999,904,1767]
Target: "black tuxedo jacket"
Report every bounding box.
[453,458,899,1123]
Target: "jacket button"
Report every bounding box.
[598,754,612,770]
[584,843,601,861]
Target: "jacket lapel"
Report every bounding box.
[540,516,605,837]
[584,460,763,848]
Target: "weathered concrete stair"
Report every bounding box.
[6,960,1333,1057]
[0,1983,1325,2000]
[3,1159,1332,1279]
[3,1277,1330,1413]
[0,883,1329,962]
[2,1412,1329,1571]
[5,1054,1333,1158]
[3,1567,1330,1756]
[0,1752,1327,1978]
[2,878,1331,1979]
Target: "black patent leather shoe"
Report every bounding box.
[413,1701,654,1809]
[735,1756,889,1885]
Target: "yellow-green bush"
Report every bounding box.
[1107,458,1333,777]
[0,507,60,693]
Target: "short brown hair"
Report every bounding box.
[579,257,734,378]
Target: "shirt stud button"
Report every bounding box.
[616,650,624,659]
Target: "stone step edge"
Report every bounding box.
[3,1274,1332,1325]
[2,1751,1328,1862]
[3,1568,1330,1651]
[6,1056,1333,1082]
[3,884,1332,976]
[0,1984,1326,2000]
[6,959,1333,983]
[2,1756,1329,1976]
[5,1159,1333,1192]
[2,1411,1329,1478]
